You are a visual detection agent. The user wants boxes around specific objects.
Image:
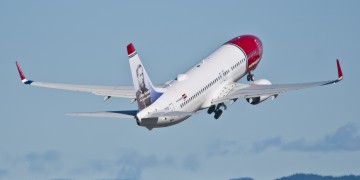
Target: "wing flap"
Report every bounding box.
[31,81,136,98]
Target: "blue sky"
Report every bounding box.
[1,0,359,179]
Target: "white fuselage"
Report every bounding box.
[137,44,251,129]
[16,34,344,130]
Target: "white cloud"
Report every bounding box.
[83,149,174,179]
[206,139,241,157]
[251,136,282,153]
[25,150,62,173]
[182,154,200,172]
[252,123,360,153]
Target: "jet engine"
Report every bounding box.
[246,79,277,105]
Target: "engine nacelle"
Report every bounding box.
[246,95,272,105]
[246,79,274,105]
[136,117,141,126]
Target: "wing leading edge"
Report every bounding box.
[212,60,344,105]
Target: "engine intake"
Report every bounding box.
[246,95,271,105]
[245,79,275,105]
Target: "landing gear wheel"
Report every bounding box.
[247,72,255,81]
[207,105,216,114]
[214,109,223,119]
[216,103,227,111]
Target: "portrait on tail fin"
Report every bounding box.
[135,64,151,110]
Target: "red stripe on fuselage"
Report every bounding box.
[225,35,263,72]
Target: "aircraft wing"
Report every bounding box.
[212,60,343,105]
[16,61,136,98]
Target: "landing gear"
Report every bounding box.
[216,103,227,111]
[207,105,216,114]
[207,103,227,119]
[247,72,255,81]
[214,109,223,119]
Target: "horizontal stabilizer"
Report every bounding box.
[144,111,194,118]
[67,110,138,118]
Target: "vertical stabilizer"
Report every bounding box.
[127,43,163,111]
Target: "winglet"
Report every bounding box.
[15,61,33,85]
[336,59,343,81]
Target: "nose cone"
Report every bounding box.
[225,35,263,71]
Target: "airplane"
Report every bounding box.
[16,35,343,130]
